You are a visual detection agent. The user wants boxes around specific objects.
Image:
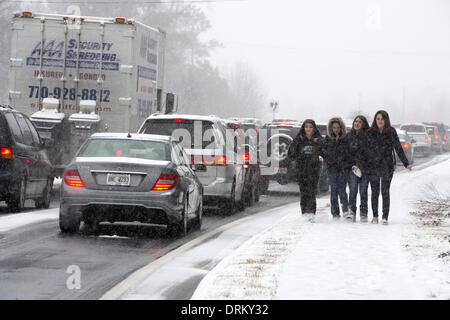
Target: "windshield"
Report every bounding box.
[79,139,169,161]
[141,119,217,149]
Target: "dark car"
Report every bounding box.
[258,119,329,194]
[59,133,203,236]
[0,105,53,211]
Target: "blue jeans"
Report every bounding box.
[348,170,369,217]
[327,169,349,217]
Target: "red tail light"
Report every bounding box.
[444,136,447,141]
[173,119,185,123]
[216,155,227,166]
[242,153,250,161]
[278,125,293,128]
[435,135,439,140]
[64,169,85,188]
[152,174,178,191]
[425,137,429,143]
[402,143,409,149]
[1,148,14,159]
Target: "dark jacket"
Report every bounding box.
[366,127,409,173]
[321,117,352,173]
[288,132,322,176]
[347,130,370,174]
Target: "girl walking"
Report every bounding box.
[288,119,323,221]
[367,110,412,225]
[322,117,352,220]
[347,115,370,222]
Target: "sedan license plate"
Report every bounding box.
[107,173,130,186]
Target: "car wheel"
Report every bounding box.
[245,184,256,207]
[192,195,203,231]
[7,176,26,212]
[35,177,53,209]
[258,176,270,195]
[59,205,80,234]
[219,180,237,216]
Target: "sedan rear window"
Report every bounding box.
[400,125,425,133]
[79,139,169,161]
[141,119,217,149]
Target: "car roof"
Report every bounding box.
[0,105,17,113]
[89,133,172,142]
[400,123,425,127]
[145,113,221,122]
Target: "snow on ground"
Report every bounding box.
[192,154,450,300]
[0,208,59,233]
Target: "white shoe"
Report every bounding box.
[303,213,315,223]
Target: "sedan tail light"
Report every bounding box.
[152,174,178,191]
[0,147,14,159]
[64,169,85,188]
[402,143,409,149]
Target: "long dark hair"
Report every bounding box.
[371,110,393,133]
[296,119,321,139]
[351,115,370,134]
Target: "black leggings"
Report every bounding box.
[298,173,320,214]
[369,170,394,219]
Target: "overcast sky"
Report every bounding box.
[199,0,450,123]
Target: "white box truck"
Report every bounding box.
[8,11,177,175]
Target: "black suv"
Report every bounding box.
[0,105,53,211]
[258,119,329,194]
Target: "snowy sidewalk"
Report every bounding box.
[192,155,450,300]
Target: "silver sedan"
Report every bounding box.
[59,133,203,236]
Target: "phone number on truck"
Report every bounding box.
[28,86,111,102]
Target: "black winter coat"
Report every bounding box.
[366,127,409,174]
[347,130,370,174]
[288,133,322,176]
[321,135,352,173]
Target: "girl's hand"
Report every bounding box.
[407,165,412,171]
[352,165,358,171]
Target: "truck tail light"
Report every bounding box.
[22,11,33,17]
[152,174,178,191]
[425,137,429,143]
[64,169,85,188]
[115,17,126,24]
[0,148,14,159]
[435,135,439,140]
